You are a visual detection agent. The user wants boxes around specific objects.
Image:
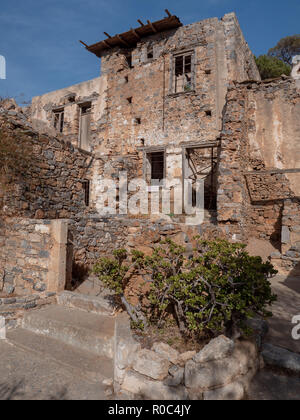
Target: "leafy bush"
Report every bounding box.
[93,239,277,338]
[255,55,291,80]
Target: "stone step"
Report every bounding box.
[57,290,116,316]
[6,328,114,384]
[22,305,115,359]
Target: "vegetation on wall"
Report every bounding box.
[93,239,277,339]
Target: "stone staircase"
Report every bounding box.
[6,291,116,385]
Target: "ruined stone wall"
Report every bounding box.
[98,12,259,157]
[0,112,92,219]
[246,77,300,196]
[0,218,67,296]
[29,13,260,211]
[218,77,300,243]
[31,77,108,148]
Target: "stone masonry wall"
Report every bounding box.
[218,77,300,243]
[0,218,68,296]
[0,110,92,219]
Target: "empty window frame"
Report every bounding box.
[173,52,194,93]
[53,109,64,133]
[146,152,165,181]
[79,102,92,152]
[184,146,218,210]
[145,151,165,183]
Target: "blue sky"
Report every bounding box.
[0,0,299,104]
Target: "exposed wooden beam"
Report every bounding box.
[79,40,88,47]
[137,19,145,27]
[117,34,130,48]
[244,168,300,176]
[165,9,172,18]
[104,32,112,38]
[102,39,112,49]
[147,20,158,33]
[131,28,141,40]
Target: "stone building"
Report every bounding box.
[30,11,260,219]
[1,11,300,298]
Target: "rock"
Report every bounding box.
[3,283,15,295]
[133,349,170,381]
[185,356,241,391]
[177,351,196,367]
[122,370,188,400]
[152,342,180,364]
[193,335,235,364]
[164,365,184,387]
[102,378,113,387]
[262,343,300,374]
[203,382,245,400]
[233,340,258,375]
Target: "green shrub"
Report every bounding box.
[93,239,277,338]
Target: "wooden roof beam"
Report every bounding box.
[137,19,145,27]
[131,28,141,40]
[79,40,88,47]
[117,34,130,48]
[104,32,112,38]
[165,9,172,18]
[102,39,112,49]
[147,20,158,33]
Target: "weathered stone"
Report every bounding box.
[152,342,180,364]
[203,381,245,400]
[133,349,170,381]
[177,351,196,367]
[193,335,235,364]
[122,370,188,400]
[185,357,241,391]
[164,365,184,387]
[262,343,300,374]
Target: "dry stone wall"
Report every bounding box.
[114,317,259,401]
[0,218,67,296]
[0,110,91,220]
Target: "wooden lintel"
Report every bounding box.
[137,19,145,27]
[131,28,141,40]
[165,9,172,18]
[147,20,157,33]
[117,34,130,47]
[244,168,300,176]
[104,32,112,38]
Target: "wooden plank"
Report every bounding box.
[79,40,88,47]
[104,32,112,38]
[244,168,300,176]
[102,40,112,49]
[137,19,145,27]
[181,141,220,149]
[147,20,158,33]
[131,28,141,40]
[165,9,172,18]
[117,34,130,47]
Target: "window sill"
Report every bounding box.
[167,90,196,98]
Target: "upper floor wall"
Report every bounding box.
[95,13,259,156]
[31,76,107,150]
